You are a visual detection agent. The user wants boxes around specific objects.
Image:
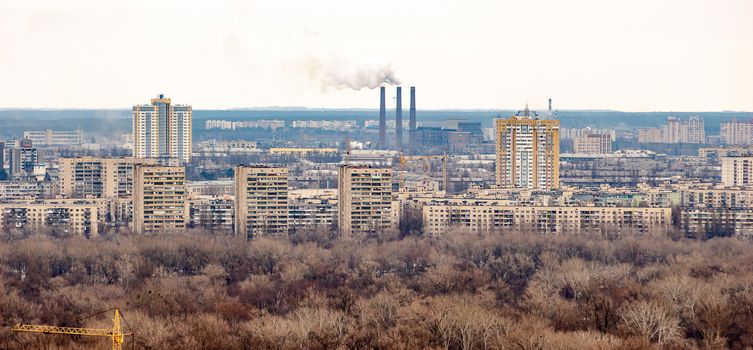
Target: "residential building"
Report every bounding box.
[133,165,187,234]
[234,165,289,238]
[188,196,234,234]
[58,157,158,198]
[288,189,337,232]
[0,181,45,202]
[573,133,612,154]
[421,202,671,235]
[638,116,705,144]
[132,95,192,162]
[23,129,83,147]
[338,165,395,236]
[560,127,616,140]
[0,201,99,236]
[9,138,38,176]
[721,119,753,145]
[721,157,753,187]
[495,106,560,190]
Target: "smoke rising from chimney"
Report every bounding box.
[296,57,401,91]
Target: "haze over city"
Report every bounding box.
[1,0,752,111]
[4,1,753,349]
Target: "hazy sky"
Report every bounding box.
[1,0,752,111]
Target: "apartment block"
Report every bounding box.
[133,165,187,234]
[573,133,612,154]
[721,157,753,187]
[188,196,234,234]
[58,157,158,198]
[0,201,98,236]
[422,203,671,235]
[234,165,289,238]
[495,107,560,190]
[23,129,83,147]
[338,165,395,236]
[638,116,705,144]
[0,181,44,202]
[133,95,192,162]
[289,189,337,232]
[721,119,753,145]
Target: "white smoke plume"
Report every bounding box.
[296,57,401,91]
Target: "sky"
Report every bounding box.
[0,0,751,111]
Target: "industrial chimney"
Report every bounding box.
[395,86,403,149]
[379,86,386,149]
[409,86,417,148]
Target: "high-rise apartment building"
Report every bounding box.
[58,157,159,198]
[133,165,187,234]
[9,138,38,176]
[573,133,612,154]
[721,119,753,145]
[495,107,560,190]
[721,157,753,187]
[234,165,289,238]
[23,129,83,147]
[132,95,192,162]
[337,165,395,236]
[638,116,705,144]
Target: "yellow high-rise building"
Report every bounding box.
[495,106,560,190]
[132,95,192,163]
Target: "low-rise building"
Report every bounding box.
[421,201,671,235]
[0,201,99,236]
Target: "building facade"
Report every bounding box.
[573,133,612,154]
[721,157,753,187]
[495,107,560,190]
[422,202,671,235]
[338,165,395,236]
[0,201,99,236]
[638,116,705,144]
[234,165,289,238]
[721,119,753,145]
[133,165,187,234]
[23,129,83,147]
[58,157,159,198]
[133,95,192,162]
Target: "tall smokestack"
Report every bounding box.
[395,86,402,149]
[379,86,386,149]
[548,98,552,112]
[409,86,416,148]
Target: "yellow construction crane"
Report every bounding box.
[12,307,130,350]
[398,154,449,192]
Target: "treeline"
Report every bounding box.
[1,229,752,349]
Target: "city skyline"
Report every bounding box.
[1,0,752,111]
